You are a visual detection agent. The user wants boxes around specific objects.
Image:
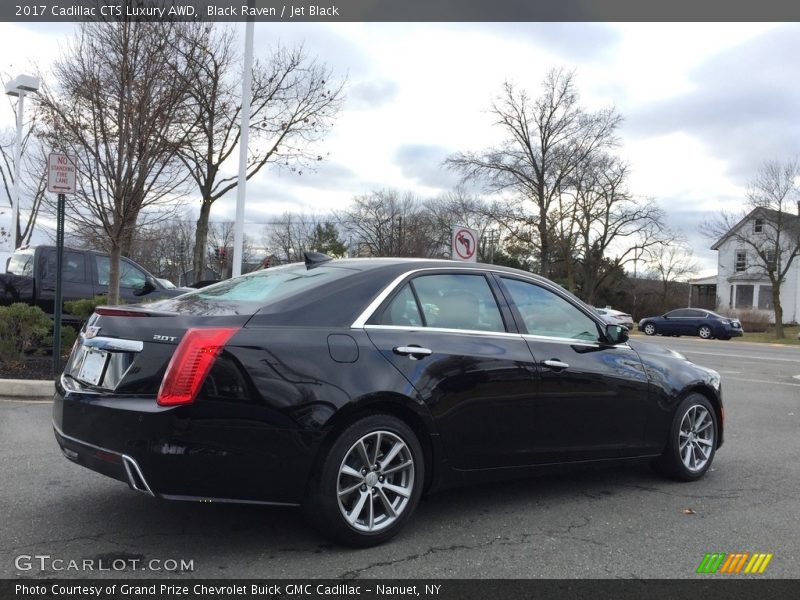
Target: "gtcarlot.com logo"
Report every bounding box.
[696,552,773,574]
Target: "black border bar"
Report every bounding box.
[4,579,800,600]
[4,0,800,22]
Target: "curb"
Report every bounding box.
[0,378,55,400]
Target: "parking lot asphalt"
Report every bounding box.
[1,335,798,579]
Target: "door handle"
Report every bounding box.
[393,346,433,360]
[542,359,569,370]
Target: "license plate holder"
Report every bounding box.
[77,348,109,386]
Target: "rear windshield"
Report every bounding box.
[156,264,356,314]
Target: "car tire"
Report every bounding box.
[304,414,424,547]
[698,325,713,339]
[653,394,718,482]
[643,323,657,336]
[719,335,731,341]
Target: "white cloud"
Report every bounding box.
[1,20,798,278]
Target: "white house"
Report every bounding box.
[711,206,800,324]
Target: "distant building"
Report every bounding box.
[710,206,800,323]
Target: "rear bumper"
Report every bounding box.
[53,423,153,495]
[53,376,316,506]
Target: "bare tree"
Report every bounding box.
[37,21,194,304]
[262,213,346,262]
[207,221,258,278]
[125,216,195,285]
[645,236,698,312]
[446,69,621,277]
[0,111,47,247]
[338,190,440,258]
[174,24,345,282]
[564,155,666,304]
[704,159,800,338]
[262,212,316,263]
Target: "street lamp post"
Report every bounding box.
[5,74,40,249]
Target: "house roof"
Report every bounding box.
[710,207,800,251]
[689,275,717,286]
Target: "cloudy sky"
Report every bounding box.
[2,21,799,275]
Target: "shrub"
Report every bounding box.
[64,296,111,320]
[45,325,78,358]
[0,303,52,362]
[718,308,771,332]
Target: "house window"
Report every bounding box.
[754,218,764,233]
[758,285,773,310]
[765,249,777,271]
[735,285,754,308]
[734,250,747,272]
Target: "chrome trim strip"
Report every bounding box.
[521,333,633,350]
[351,271,416,328]
[80,335,144,352]
[363,325,632,349]
[364,324,521,340]
[159,494,299,507]
[52,422,155,497]
[122,455,155,496]
[350,266,606,330]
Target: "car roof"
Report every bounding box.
[318,257,552,281]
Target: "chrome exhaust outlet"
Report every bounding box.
[121,455,155,496]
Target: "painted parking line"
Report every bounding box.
[726,376,800,388]
[678,349,800,363]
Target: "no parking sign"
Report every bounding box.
[452,226,478,262]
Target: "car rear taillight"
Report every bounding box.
[157,327,239,407]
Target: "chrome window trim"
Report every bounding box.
[521,333,633,350]
[363,324,632,350]
[363,324,521,340]
[351,266,604,330]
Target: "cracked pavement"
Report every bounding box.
[1,336,798,579]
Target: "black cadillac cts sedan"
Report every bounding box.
[53,257,723,546]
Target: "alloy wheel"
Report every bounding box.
[678,405,714,472]
[336,430,415,532]
[644,323,656,335]
[698,326,712,339]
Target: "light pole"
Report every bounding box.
[5,74,40,249]
[233,5,255,277]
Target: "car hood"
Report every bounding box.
[627,338,721,389]
[627,338,686,361]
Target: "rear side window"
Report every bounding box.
[378,284,423,326]
[411,274,505,332]
[43,251,87,283]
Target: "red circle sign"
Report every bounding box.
[453,228,477,260]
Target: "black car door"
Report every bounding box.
[495,275,651,463]
[93,255,154,303]
[364,271,541,470]
[36,249,91,317]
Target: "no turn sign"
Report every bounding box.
[452,226,478,262]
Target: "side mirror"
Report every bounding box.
[134,276,157,296]
[605,323,629,345]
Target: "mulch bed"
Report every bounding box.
[0,356,62,381]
